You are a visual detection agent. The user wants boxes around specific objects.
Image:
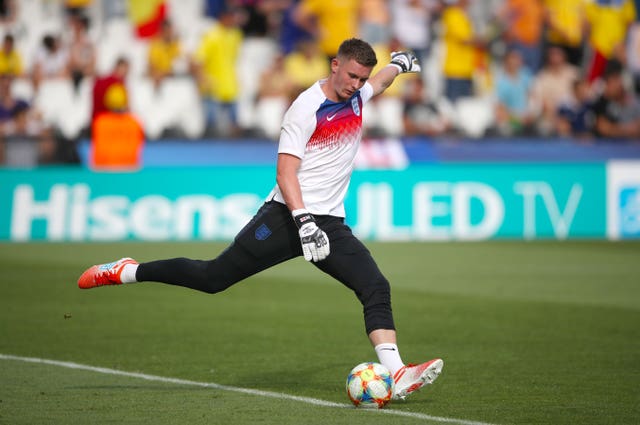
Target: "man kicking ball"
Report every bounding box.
[78,38,443,400]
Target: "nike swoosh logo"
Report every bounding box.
[326,113,338,121]
[379,348,396,351]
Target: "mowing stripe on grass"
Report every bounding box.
[1,353,494,425]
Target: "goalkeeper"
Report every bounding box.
[78,38,443,400]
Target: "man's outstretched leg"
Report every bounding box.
[77,255,247,294]
[78,202,302,293]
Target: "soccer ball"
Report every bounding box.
[345,362,395,408]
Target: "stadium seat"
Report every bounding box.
[58,77,93,139]
[167,0,207,51]
[161,77,205,138]
[10,78,35,102]
[33,78,92,139]
[128,77,171,139]
[454,97,495,138]
[33,78,74,127]
[376,97,404,137]
[128,76,204,139]
[96,18,139,76]
[255,97,288,140]
[236,38,279,129]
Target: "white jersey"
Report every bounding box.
[268,80,374,217]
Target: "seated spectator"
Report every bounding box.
[530,46,578,135]
[494,49,535,136]
[284,39,329,97]
[402,77,454,137]
[147,19,182,89]
[31,34,70,91]
[0,34,23,77]
[67,14,96,91]
[0,74,55,164]
[556,78,595,140]
[0,73,28,124]
[591,61,640,139]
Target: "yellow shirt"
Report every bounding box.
[298,0,359,57]
[195,23,243,102]
[284,52,329,90]
[442,6,476,79]
[0,50,23,76]
[585,0,636,57]
[544,0,587,47]
[65,0,92,7]
[148,39,180,76]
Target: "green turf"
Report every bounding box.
[1,241,639,424]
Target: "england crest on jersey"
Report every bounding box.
[351,96,360,116]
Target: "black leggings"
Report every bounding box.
[136,201,395,334]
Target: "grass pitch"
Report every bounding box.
[1,241,639,424]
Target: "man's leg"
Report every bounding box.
[78,202,302,293]
[312,216,443,399]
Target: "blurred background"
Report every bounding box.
[0,0,639,159]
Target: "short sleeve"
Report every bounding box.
[360,82,374,104]
[278,99,318,159]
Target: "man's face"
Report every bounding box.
[330,57,373,101]
[605,74,624,100]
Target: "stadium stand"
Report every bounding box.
[0,0,638,164]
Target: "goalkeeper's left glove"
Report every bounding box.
[292,209,330,262]
[389,51,421,74]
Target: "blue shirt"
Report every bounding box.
[495,68,532,114]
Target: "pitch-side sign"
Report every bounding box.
[0,164,607,241]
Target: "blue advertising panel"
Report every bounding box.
[0,163,606,242]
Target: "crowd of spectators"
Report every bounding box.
[0,0,639,166]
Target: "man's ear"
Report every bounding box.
[330,57,339,73]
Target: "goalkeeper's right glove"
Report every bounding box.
[293,209,330,262]
[389,51,422,74]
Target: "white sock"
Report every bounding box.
[120,264,139,283]
[374,343,404,376]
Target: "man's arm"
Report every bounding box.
[276,152,330,262]
[595,115,640,138]
[276,152,305,211]
[368,51,421,97]
[368,65,401,97]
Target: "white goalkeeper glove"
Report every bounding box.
[292,209,330,262]
[389,51,421,74]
